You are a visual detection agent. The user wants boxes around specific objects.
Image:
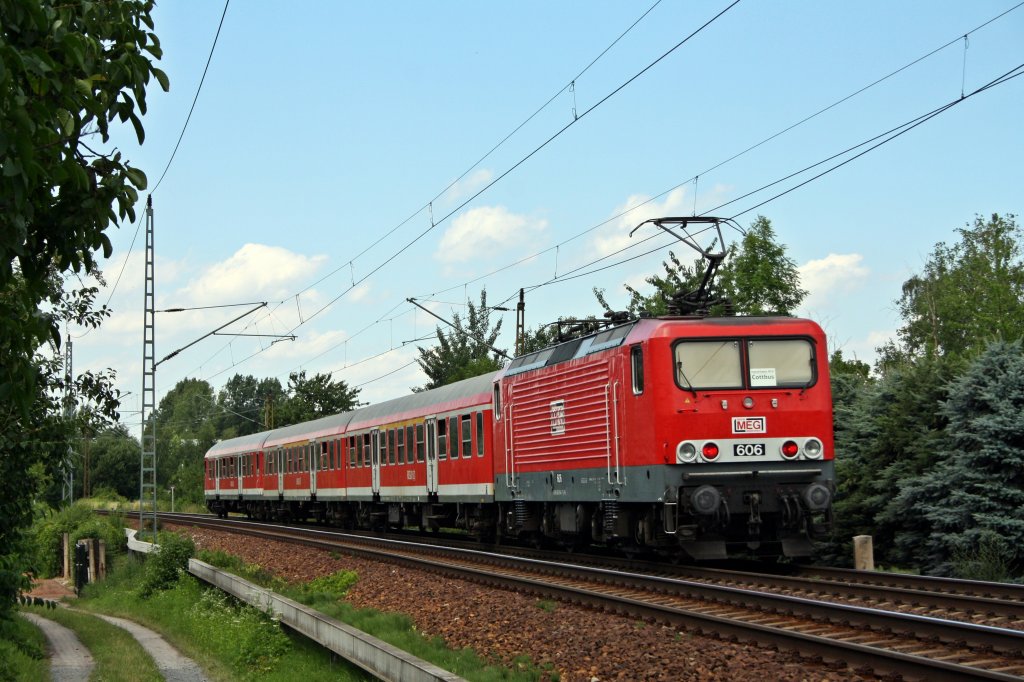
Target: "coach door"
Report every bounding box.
[276,448,285,496]
[425,418,438,494]
[370,429,381,494]
[309,442,318,496]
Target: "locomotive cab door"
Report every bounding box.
[370,429,381,495]
[425,417,438,494]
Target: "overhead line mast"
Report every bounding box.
[140,197,157,542]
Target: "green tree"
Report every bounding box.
[886,341,1024,577]
[595,251,707,318]
[278,371,361,426]
[894,214,1024,360]
[84,425,140,500]
[151,379,217,502]
[0,0,166,621]
[819,354,963,568]
[415,289,505,390]
[718,216,806,314]
[216,373,283,437]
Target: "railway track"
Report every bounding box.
[126,511,1024,681]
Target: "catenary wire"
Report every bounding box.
[293,0,666,299]
[189,6,1021,394]
[184,1,741,387]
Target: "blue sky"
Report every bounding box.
[73,1,1023,428]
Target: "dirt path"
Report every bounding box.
[21,612,94,682]
[93,614,209,682]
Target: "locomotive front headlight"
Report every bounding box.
[804,438,823,459]
[677,442,698,463]
[742,396,755,409]
[780,440,800,459]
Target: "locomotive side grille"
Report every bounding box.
[509,360,615,467]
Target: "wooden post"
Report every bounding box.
[98,540,107,580]
[853,535,875,571]
[62,533,70,578]
[87,538,99,582]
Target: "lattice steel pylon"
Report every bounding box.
[139,196,158,542]
[61,334,74,504]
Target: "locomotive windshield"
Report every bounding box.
[674,337,814,390]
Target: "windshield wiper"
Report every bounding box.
[676,362,697,397]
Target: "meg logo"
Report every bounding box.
[732,416,766,434]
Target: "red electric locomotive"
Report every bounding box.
[493,314,833,559]
[205,217,835,559]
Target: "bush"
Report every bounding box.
[138,532,194,597]
[28,502,125,578]
[0,614,47,682]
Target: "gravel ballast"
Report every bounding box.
[170,524,875,681]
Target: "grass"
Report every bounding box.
[19,605,164,682]
[0,613,49,682]
[78,554,370,682]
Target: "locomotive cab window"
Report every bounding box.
[747,338,815,387]
[493,384,501,419]
[630,344,644,395]
[674,340,743,390]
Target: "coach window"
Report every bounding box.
[415,423,425,462]
[448,416,458,459]
[493,384,501,420]
[363,434,371,466]
[437,419,447,460]
[461,414,472,458]
[396,426,405,464]
[631,345,644,395]
[321,442,328,471]
[386,429,395,464]
[476,412,484,456]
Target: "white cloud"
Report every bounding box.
[437,168,494,206]
[436,206,547,264]
[798,253,869,310]
[181,243,328,302]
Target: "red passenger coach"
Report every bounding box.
[339,375,496,532]
[205,430,270,517]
